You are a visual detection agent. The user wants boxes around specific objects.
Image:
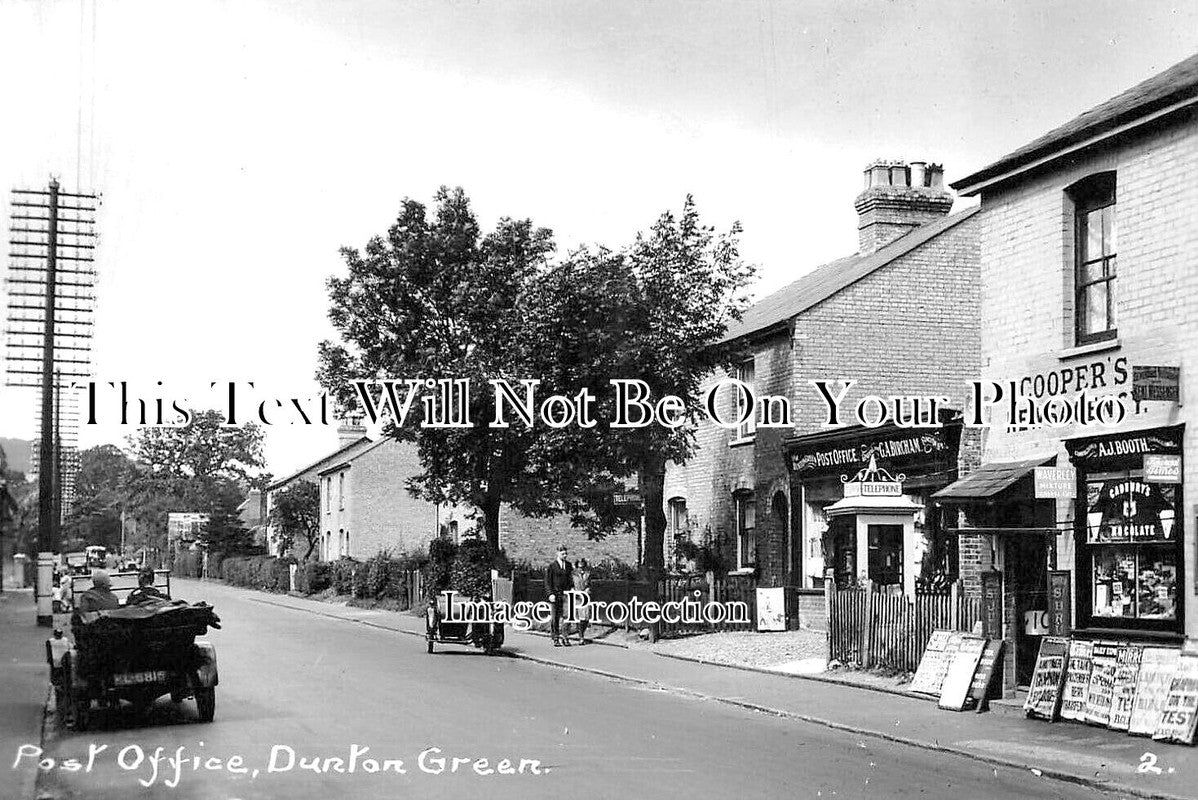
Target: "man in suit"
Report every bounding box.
[544,544,573,647]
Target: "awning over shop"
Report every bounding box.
[930,456,1054,503]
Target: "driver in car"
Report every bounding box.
[127,567,171,605]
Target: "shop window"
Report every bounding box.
[1070,172,1117,344]
[734,359,756,441]
[1084,475,1178,622]
[735,492,756,570]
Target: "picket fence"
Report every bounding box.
[827,583,983,673]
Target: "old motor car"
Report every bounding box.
[47,600,221,731]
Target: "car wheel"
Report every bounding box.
[195,688,216,722]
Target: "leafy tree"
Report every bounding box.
[522,197,753,579]
[317,186,559,550]
[268,480,321,559]
[128,409,264,481]
[124,409,266,558]
[62,445,138,553]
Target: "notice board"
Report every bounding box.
[1084,642,1119,726]
[1153,639,1198,745]
[909,630,960,696]
[1109,643,1144,731]
[1024,636,1069,720]
[939,636,988,711]
[1129,647,1182,736]
[1059,640,1094,721]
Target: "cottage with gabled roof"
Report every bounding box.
[664,160,980,611]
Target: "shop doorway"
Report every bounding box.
[1006,534,1049,685]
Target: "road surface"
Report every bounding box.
[25,579,1116,800]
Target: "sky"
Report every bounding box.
[0,0,1196,477]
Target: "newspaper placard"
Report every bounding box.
[1059,640,1094,721]
[1153,639,1198,744]
[909,630,958,696]
[1109,643,1144,731]
[939,636,988,711]
[1129,647,1182,736]
[966,639,1004,711]
[1024,636,1069,720]
[1083,641,1119,726]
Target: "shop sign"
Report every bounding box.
[1047,571,1071,636]
[789,430,950,476]
[1034,467,1076,499]
[1132,365,1180,403]
[1068,427,1182,466]
[981,572,1002,639]
[843,480,902,497]
[1144,454,1182,484]
[1023,610,1049,635]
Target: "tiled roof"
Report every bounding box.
[720,206,979,344]
[267,436,373,491]
[953,52,1198,194]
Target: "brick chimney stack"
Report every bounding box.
[337,416,367,448]
[854,160,954,254]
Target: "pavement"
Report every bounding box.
[0,589,51,800]
[237,583,1198,800]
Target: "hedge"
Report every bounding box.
[219,555,295,593]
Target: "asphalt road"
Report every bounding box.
[28,580,1118,800]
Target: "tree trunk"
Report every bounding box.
[639,453,667,643]
[481,492,502,552]
[639,453,667,580]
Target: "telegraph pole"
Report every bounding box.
[5,180,99,624]
[36,181,60,570]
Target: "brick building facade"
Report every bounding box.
[665,160,981,594]
[938,53,1198,691]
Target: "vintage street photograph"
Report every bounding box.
[1,2,1197,798]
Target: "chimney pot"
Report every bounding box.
[889,165,909,188]
[909,161,927,187]
[927,163,944,189]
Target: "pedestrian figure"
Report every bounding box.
[572,558,592,645]
[545,544,573,647]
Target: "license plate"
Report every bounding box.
[113,670,169,686]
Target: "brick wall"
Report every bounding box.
[345,440,439,559]
[969,109,1198,637]
[496,509,638,568]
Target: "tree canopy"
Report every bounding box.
[318,187,753,572]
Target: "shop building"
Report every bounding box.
[664,160,981,596]
[938,53,1198,693]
